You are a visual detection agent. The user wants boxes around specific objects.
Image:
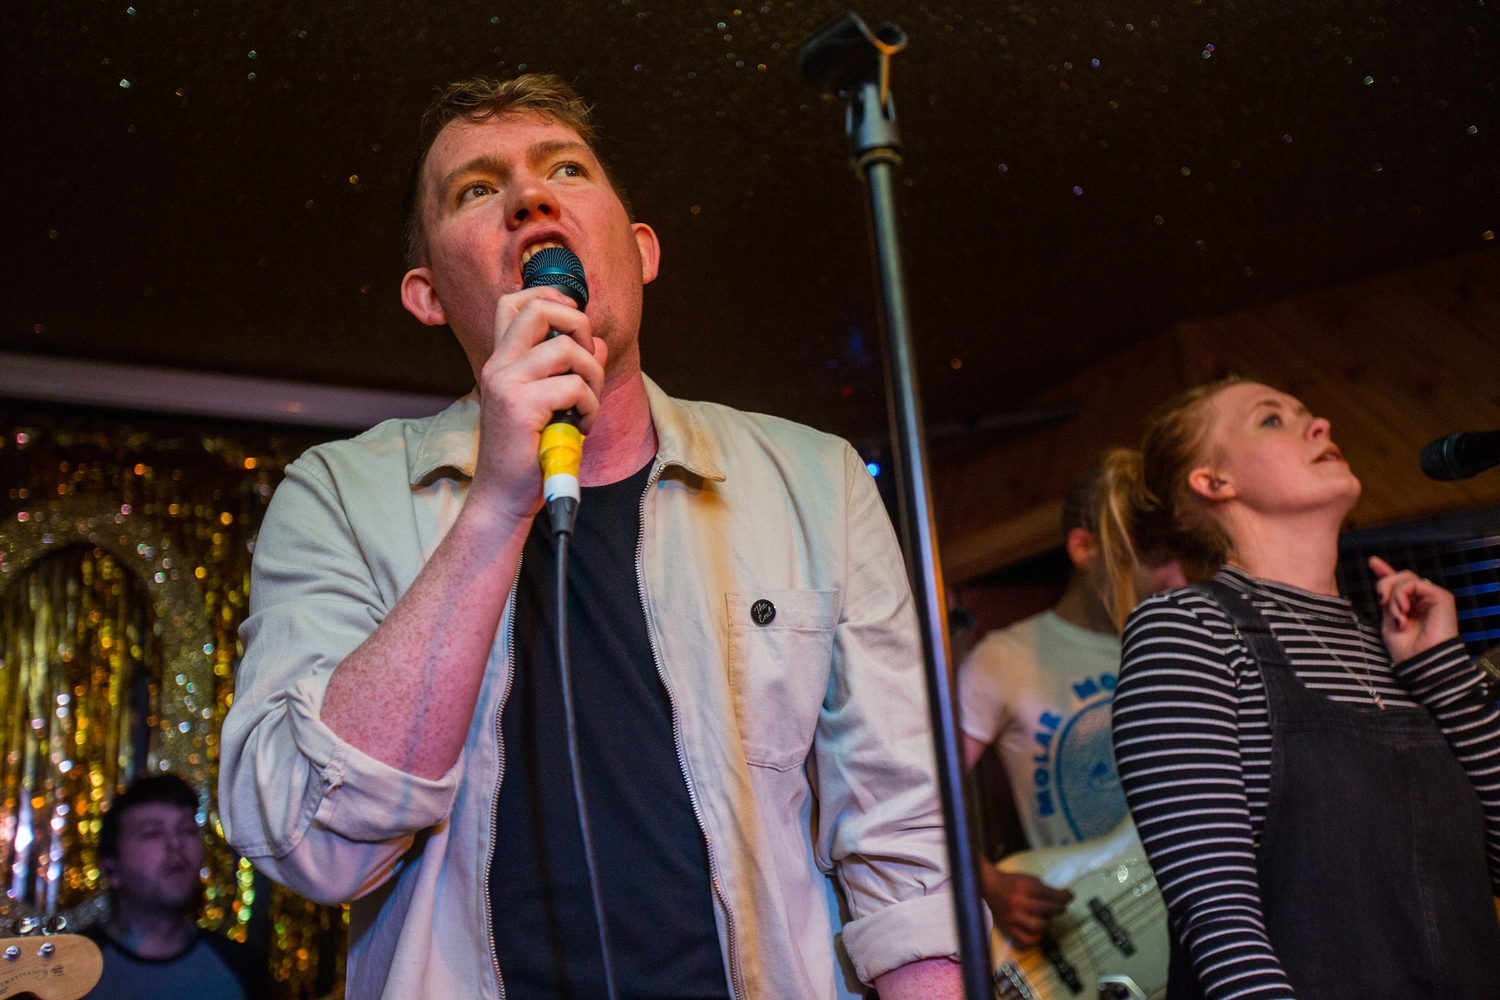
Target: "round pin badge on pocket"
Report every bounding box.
[750,599,776,626]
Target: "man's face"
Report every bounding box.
[403,113,660,385]
[104,802,203,911]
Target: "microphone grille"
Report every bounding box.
[1419,433,1461,481]
[521,246,589,310]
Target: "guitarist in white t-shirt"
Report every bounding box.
[958,460,1185,948]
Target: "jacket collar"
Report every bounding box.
[406,390,482,486]
[642,374,725,483]
[406,374,725,486]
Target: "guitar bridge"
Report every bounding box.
[995,961,1043,1000]
[1099,975,1149,1000]
[1088,897,1136,956]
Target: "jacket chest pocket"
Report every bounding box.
[726,590,838,771]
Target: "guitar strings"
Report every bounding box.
[1009,902,1157,983]
[1007,876,1164,971]
[1010,902,1162,987]
[998,863,1167,986]
[1061,886,1162,952]
[1049,908,1154,962]
[1050,902,1160,965]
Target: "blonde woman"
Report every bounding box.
[1109,379,1500,1000]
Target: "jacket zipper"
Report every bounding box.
[635,463,745,1000]
[485,559,524,1000]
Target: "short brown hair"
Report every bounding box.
[100,772,199,860]
[1061,462,1106,536]
[401,74,626,269]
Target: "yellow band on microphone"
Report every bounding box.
[540,422,585,491]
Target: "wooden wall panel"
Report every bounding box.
[937,248,1500,582]
[1179,253,1500,530]
[935,333,1188,581]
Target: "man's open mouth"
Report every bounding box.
[520,239,568,266]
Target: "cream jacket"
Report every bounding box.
[220,376,957,999]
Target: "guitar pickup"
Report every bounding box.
[1088,897,1136,956]
[1040,935,1084,994]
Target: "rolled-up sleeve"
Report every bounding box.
[815,445,958,985]
[220,458,459,905]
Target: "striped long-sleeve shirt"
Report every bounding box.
[1112,567,1500,1000]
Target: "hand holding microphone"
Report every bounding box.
[522,246,590,536]
[468,245,604,530]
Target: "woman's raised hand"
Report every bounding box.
[1369,556,1460,664]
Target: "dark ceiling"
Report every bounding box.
[5,0,1496,444]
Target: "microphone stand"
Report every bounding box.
[800,14,992,1000]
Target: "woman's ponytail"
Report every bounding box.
[1092,375,1252,627]
[1095,448,1154,630]
[1138,376,1247,576]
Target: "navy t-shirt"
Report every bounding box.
[489,458,731,1000]
[81,926,268,1000]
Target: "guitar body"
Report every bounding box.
[0,935,103,1000]
[991,817,1169,1000]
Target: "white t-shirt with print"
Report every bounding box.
[958,610,1127,851]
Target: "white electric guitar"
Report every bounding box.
[991,817,1169,1000]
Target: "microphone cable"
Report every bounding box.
[554,529,618,1000]
[524,246,619,1000]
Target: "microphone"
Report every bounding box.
[521,246,590,535]
[1420,431,1500,481]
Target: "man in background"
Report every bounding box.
[82,774,267,1000]
[959,463,1185,947]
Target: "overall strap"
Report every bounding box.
[1193,578,1294,673]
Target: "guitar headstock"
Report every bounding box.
[0,935,104,1000]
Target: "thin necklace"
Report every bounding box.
[1258,586,1387,710]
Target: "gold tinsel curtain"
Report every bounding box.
[1,544,160,914]
[0,409,346,999]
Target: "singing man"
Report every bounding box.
[220,74,960,999]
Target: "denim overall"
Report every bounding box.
[1166,580,1500,999]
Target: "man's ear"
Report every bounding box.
[1187,465,1236,502]
[1065,526,1099,569]
[632,223,661,284]
[99,855,119,890]
[401,268,447,326]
